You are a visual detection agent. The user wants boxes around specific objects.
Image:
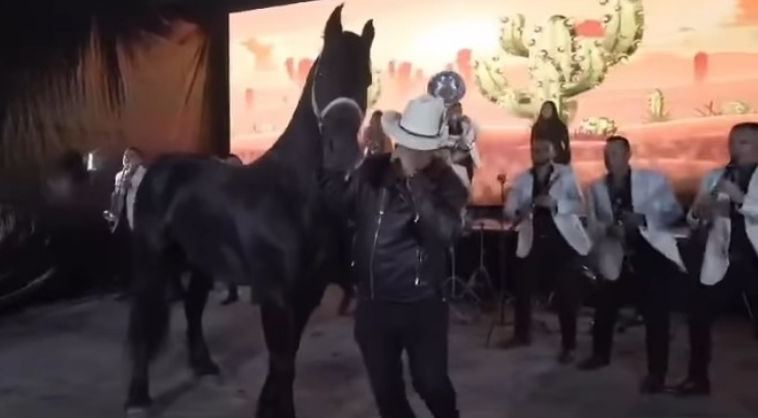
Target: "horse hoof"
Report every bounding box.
[124,396,152,417]
[124,384,152,413]
[124,406,149,417]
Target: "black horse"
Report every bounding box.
[124,5,373,417]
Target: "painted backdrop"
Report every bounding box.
[230,0,758,205]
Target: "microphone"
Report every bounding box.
[724,160,737,182]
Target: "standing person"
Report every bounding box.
[673,123,758,396]
[104,147,148,301]
[501,137,591,364]
[578,136,685,393]
[531,101,571,164]
[362,110,393,156]
[220,153,244,305]
[321,94,468,418]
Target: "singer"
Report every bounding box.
[104,147,146,232]
[673,122,758,396]
[578,136,685,394]
[321,95,468,418]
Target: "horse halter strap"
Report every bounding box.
[310,57,365,133]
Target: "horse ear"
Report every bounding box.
[361,19,375,49]
[324,4,344,41]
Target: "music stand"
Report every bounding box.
[486,174,514,347]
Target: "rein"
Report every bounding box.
[309,56,365,133]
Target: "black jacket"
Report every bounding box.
[321,154,469,302]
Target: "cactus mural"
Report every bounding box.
[647,89,669,122]
[721,101,753,115]
[367,69,382,109]
[577,116,618,136]
[695,100,754,117]
[474,0,645,123]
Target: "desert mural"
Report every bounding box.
[230,0,758,205]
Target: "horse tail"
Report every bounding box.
[127,239,173,363]
[127,179,175,364]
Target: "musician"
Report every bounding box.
[444,102,480,189]
[104,146,146,232]
[105,146,146,301]
[578,136,685,394]
[501,137,592,364]
[321,94,468,418]
[673,122,758,396]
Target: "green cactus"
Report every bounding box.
[474,0,644,123]
[647,89,669,122]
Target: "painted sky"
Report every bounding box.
[229,0,757,72]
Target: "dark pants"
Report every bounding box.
[591,240,672,378]
[515,235,583,351]
[686,250,758,380]
[112,218,133,289]
[354,298,458,418]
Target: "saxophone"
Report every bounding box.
[103,164,136,230]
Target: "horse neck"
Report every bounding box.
[266,78,322,182]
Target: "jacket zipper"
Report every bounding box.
[369,189,388,300]
[414,247,421,286]
[406,178,422,287]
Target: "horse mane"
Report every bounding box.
[259,60,321,173]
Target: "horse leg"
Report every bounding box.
[126,336,153,412]
[256,294,319,418]
[185,270,220,376]
[124,250,175,412]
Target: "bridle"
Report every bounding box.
[309,56,365,133]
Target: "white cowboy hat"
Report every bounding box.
[381,94,452,151]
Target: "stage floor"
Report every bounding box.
[1,287,757,418]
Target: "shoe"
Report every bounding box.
[558,349,575,365]
[639,375,665,394]
[670,377,710,397]
[498,336,531,350]
[577,356,610,371]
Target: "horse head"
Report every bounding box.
[312,4,375,168]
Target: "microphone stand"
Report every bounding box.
[486,173,514,347]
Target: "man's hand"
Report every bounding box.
[533,194,556,210]
[716,179,745,204]
[621,211,646,228]
[713,199,731,217]
[607,223,625,239]
[513,203,533,223]
[692,195,728,222]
